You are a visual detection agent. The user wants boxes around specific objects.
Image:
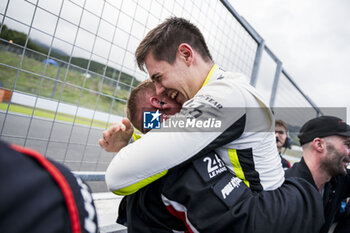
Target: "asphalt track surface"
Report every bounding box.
[0,111,113,192]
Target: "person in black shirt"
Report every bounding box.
[285,115,350,233]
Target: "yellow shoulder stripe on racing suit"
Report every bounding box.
[111,64,218,195]
[112,170,168,195]
[228,149,250,187]
[206,64,250,189]
[201,64,217,88]
[113,132,168,195]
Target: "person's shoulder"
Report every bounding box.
[284,162,301,177]
[214,68,249,85]
[195,72,247,108]
[280,156,291,170]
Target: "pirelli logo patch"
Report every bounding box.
[213,174,246,208]
[193,152,227,182]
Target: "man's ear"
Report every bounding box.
[312,138,325,153]
[178,43,193,65]
[150,96,162,109]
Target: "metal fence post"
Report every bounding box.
[250,40,264,87]
[269,60,282,108]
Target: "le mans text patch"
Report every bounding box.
[193,152,227,182]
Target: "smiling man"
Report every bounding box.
[100,81,324,233]
[106,17,285,195]
[286,116,350,233]
[126,79,182,134]
[99,80,181,153]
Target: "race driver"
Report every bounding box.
[100,80,324,233]
[106,17,284,196]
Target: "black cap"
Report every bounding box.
[298,116,350,145]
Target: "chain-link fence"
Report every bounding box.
[0,0,325,172]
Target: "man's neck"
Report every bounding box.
[197,63,214,89]
[304,155,332,194]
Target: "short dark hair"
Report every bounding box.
[135,17,212,71]
[275,119,288,132]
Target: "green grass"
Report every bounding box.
[0,102,113,128]
[0,49,128,115]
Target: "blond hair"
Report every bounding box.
[126,80,155,131]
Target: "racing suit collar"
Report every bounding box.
[201,64,218,88]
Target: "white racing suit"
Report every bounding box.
[106,64,284,194]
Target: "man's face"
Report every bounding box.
[145,52,192,105]
[135,92,155,133]
[322,136,350,176]
[275,124,287,151]
[135,89,182,133]
[157,92,182,121]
